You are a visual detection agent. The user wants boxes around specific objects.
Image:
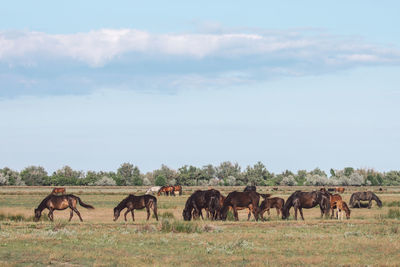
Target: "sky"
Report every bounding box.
[1,1,399,174]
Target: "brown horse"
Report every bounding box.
[329,194,343,218]
[220,191,270,221]
[173,185,183,195]
[335,200,351,220]
[259,197,285,220]
[51,187,66,195]
[113,194,158,221]
[157,185,175,196]
[349,191,382,208]
[282,191,330,220]
[335,187,345,193]
[34,194,94,222]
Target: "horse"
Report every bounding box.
[349,191,382,209]
[113,194,158,221]
[335,200,351,220]
[244,185,256,192]
[157,185,175,196]
[220,191,270,221]
[335,187,345,193]
[145,186,161,195]
[182,189,221,221]
[173,185,183,196]
[51,187,66,195]
[34,194,94,222]
[329,194,343,218]
[282,190,330,220]
[259,197,285,220]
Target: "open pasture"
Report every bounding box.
[1,186,400,266]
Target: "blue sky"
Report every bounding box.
[1,1,399,173]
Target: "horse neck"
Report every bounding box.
[37,196,51,211]
[371,193,382,205]
[116,196,130,211]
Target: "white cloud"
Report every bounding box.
[1,28,399,67]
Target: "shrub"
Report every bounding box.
[387,209,400,219]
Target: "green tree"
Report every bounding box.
[344,167,354,177]
[116,163,142,186]
[20,166,48,186]
[243,162,273,186]
[155,175,167,186]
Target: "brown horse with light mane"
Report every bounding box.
[34,194,94,222]
[51,187,66,195]
[158,185,175,196]
[173,185,183,195]
[330,194,351,219]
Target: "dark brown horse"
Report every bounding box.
[51,187,66,195]
[34,194,94,222]
[349,191,382,209]
[259,197,285,220]
[220,191,270,221]
[113,194,158,221]
[282,191,330,220]
[182,189,221,221]
[157,185,175,196]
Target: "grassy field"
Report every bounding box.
[1,186,400,266]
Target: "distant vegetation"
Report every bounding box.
[1,162,400,186]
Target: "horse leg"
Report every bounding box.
[299,208,305,220]
[131,210,135,221]
[357,200,361,208]
[153,204,159,221]
[368,199,372,209]
[146,207,151,220]
[294,206,298,220]
[48,208,54,221]
[276,207,280,217]
[247,207,252,221]
[233,206,239,221]
[69,209,74,221]
[124,209,130,221]
[72,207,83,222]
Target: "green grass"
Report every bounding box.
[1,186,400,266]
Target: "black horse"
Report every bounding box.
[244,185,256,192]
[34,194,94,222]
[349,191,382,209]
[282,190,330,220]
[113,194,158,221]
[182,189,221,221]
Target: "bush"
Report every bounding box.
[93,176,116,186]
[387,209,400,219]
[160,219,203,233]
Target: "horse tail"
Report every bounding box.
[77,197,95,209]
[349,193,355,207]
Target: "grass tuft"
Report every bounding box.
[387,208,400,219]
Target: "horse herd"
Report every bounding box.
[33,187,383,222]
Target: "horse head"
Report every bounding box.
[113,207,121,221]
[34,208,41,221]
[182,208,192,221]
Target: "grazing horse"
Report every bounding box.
[329,194,343,218]
[51,187,66,195]
[349,191,382,209]
[113,194,158,221]
[173,185,183,196]
[244,185,256,192]
[282,191,330,220]
[157,185,175,196]
[335,187,345,193]
[335,200,351,220]
[182,189,221,221]
[145,186,161,195]
[34,194,94,222]
[259,197,285,220]
[220,191,270,221]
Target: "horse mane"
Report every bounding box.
[282,191,299,212]
[115,195,132,210]
[36,194,53,211]
[371,192,382,207]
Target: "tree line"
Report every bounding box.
[1,162,399,186]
